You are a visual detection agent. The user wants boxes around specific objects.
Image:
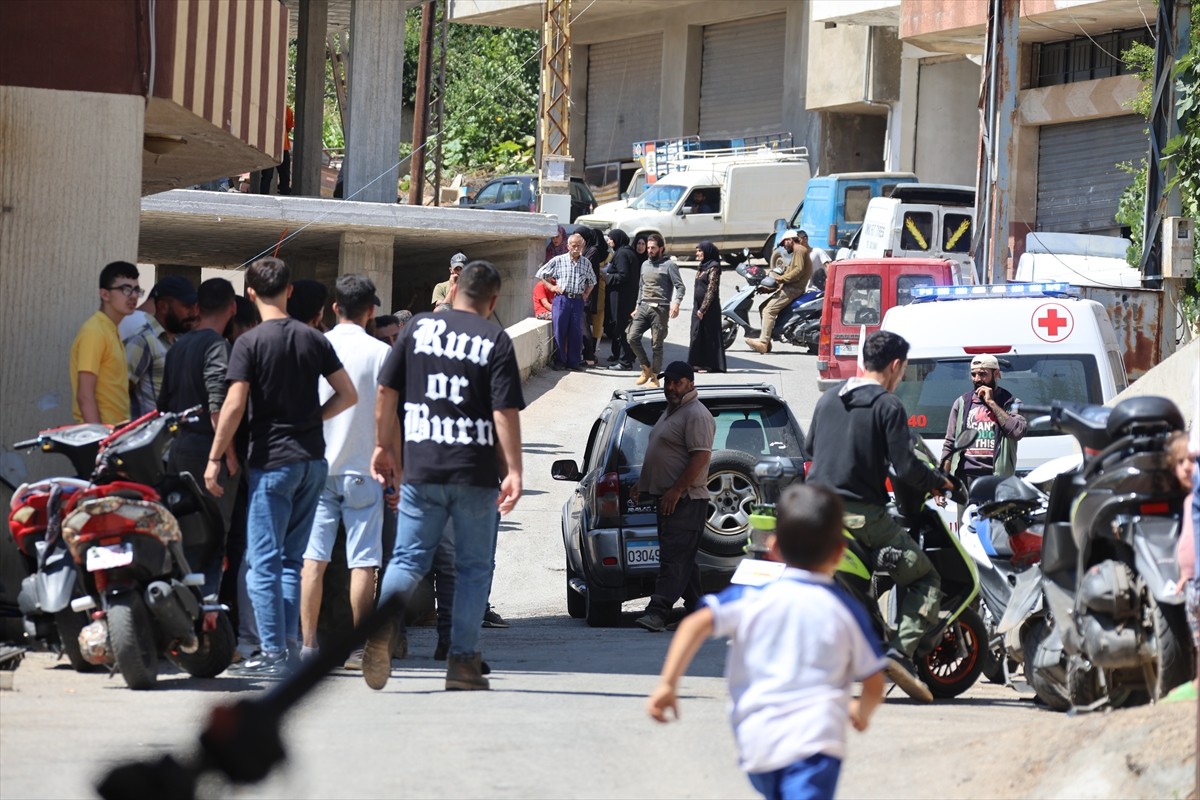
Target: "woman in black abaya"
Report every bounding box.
[687,240,727,373]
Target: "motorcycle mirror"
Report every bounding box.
[953,428,978,450]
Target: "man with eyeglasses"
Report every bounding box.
[70,261,142,424]
[939,353,1027,490]
[120,276,199,417]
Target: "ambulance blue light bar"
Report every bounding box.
[910,282,1075,302]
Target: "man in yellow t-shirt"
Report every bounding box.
[70,261,142,424]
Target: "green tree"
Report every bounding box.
[1115,32,1200,324]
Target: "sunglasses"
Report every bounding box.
[107,284,145,298]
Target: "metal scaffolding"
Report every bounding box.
[412,0,449,205]
[540,0,571,158]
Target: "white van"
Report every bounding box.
[575,148,810,259]
[881,283,1128,476]
[855,184,976,284]
[1015,231,1141,287]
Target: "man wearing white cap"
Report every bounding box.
[431,252,468,309]
[746,230,812,354]
[940,353,1027,485]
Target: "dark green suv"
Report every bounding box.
[551,384,806,627]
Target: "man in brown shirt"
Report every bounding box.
[630,361,716,632]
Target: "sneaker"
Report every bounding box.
[885,649,933,703]
[343,649,364,671]
[482,606,509,628]
[607,362,634,371]
[445,652,490,691]
[635,612,667,633]
[362,622,395,691]
[227,650,289,679]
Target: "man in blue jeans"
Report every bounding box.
[536,232,595,371]
[205,257,356,678]
[366,260,525,691]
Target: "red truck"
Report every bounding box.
[815,258,957,391]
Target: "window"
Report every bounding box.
[499,181,524,204]
[631,183,687,212]
[474,181,501,204]
[943,213,973,254]
[1034,28,1152,88]
[569,181,592,204]
[841,275,882,325]
[843,186,873,224]
[896,274,936,307]
[900,212,934,251]
[617,400,804,467]
[894,355,1104,438]
[684,187,720,214]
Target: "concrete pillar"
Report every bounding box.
[895,48,921,173]
[294,0,328,197]
[658,23,702,137]
[345,0,406,203]
[783,3,818,167]
[339,231,395,310]
[0,86,143,484]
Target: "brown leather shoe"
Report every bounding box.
[445,652,490,691]
[745,338,769,354]
[362,622,395,691]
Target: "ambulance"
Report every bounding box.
[881,282,1128,475]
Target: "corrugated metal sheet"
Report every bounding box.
[1079,286,1164,381]
[585,35,662,166]
[698,15,786,138]
[1036,115,1147,235]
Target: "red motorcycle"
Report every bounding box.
[13,408,234,689]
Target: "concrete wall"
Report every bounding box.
[506,318,555,380]
[913,56,980,185]
[1112,339,1199,429]
[0,87,144,485]
[819,112,889,173]
[807,24,872,111]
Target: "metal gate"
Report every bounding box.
[1036,115,1148,235]
[585,35,663,166]
[698,15,786,138]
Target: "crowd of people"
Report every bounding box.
[532,225,835,378]
[68,257,520,688]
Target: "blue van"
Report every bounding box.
[762,171,917,262]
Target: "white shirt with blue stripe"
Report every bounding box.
[703,567,888,773]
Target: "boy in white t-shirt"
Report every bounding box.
[647,484,887,800]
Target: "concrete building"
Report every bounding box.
[815,0,1154,263]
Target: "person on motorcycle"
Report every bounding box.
[805,330,952,701]
[745,230,811,355]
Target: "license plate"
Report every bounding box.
[834,344,859,357]
[86,542,133,572]
[626,540,659,567]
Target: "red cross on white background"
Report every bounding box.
[1032,303,1074,342]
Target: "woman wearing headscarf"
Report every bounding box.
[633,234,649,267]
[578,226,609,365]
[603,229,639,370]
[687,240,727,373]
[545,224,569,262]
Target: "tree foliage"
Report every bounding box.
[1115,31,1200,324]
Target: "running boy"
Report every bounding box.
[646,483,887,800]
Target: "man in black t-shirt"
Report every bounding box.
[364,260,525,692]
[204,258,357,678]
[158,278,238,594]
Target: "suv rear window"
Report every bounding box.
[615,400,803,467]
[895,355,1104,437]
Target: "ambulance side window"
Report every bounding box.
[842,275,882,325]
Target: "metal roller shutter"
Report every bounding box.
[585,35,663,166]
[1036,115,1148,234]
[698,15,786,138]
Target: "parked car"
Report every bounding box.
[458,174,596,222]
[551,384,806,627]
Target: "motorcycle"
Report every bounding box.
[1019,396,1193,710]
[8,424,110,671]
[13,408,235,689]
[778,290,825,353]
[720,252,818,351]
[748,429,986,700]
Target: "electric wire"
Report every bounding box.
[234,0,600,269]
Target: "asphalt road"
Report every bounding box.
[0,269,1187,799]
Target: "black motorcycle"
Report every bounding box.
[1018,396,1193,710]
[778,290,825,353]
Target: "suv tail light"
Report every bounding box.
[596,472,621,518]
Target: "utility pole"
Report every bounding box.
[538,0,572,223]
[409,1,436,206]
[972,0,1020,285]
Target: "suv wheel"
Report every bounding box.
[703,449,761,557]
[566,556,585,619]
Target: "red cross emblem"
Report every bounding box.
[1032,303,1074,342]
